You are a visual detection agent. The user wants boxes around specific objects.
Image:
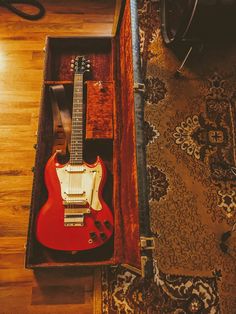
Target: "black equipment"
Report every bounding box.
[160,0,236,46]
[0,0,45,20]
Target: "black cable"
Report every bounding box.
[0,0,45,20]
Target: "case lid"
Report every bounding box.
[116,0,152,272]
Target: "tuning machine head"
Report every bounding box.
[85,59,91,72]
[70,59,74,71]
[71,56,91,74]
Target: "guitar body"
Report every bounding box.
[36,152,113,251]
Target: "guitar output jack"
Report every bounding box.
[88,239,93,244]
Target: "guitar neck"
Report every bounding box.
[70,73,84,165]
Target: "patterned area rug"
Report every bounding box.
[102,1,236,313]
[102,261,220,314]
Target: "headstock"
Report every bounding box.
[70,56,91,75]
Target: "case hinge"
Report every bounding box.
[140,236,155,250]
[133,82,145,93]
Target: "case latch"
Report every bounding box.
[141,255,154,278]
[140,236,155,250]
[133,82,145,93]
[141,256,148,277]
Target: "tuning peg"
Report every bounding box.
[86,59,90,63]
[86,64,90,68]
[71,64,74,69]
[71,59,75,63]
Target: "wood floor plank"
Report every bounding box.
[0,1,114,312]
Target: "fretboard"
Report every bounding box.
[70,73,84,165]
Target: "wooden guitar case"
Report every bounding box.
[25,0,153,277]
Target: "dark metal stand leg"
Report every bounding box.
[174,46,193,78]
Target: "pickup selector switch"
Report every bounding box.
[100,232,107,241]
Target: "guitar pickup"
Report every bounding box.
[63,200,88,206]
[65,165,86,173]
[64,206,90,214]
[64,213,84,227]
[65,190,86,196]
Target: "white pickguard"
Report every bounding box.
[56,162,103,211]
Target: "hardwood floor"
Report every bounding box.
[0,1,115,313]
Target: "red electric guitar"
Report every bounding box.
[36,56,113,251]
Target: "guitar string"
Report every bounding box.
[70,72,84,218]
[70,70,77,213]
[72,73,80,213]
[78,75,83,213]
